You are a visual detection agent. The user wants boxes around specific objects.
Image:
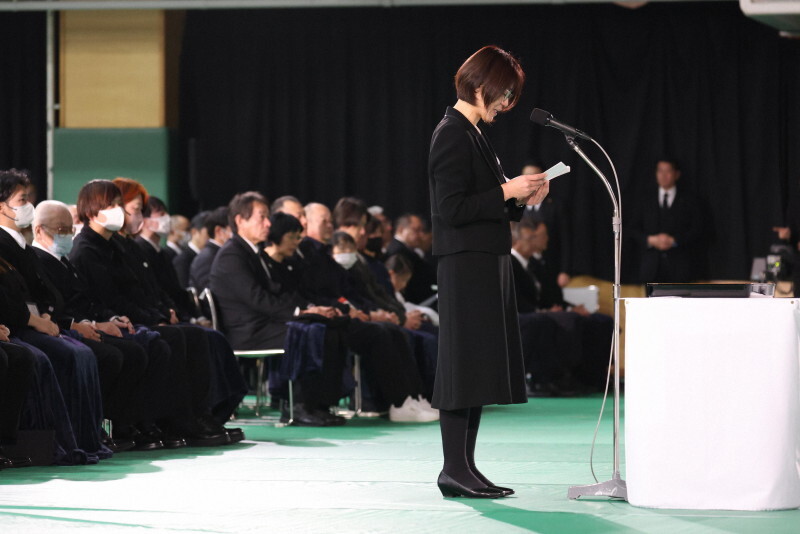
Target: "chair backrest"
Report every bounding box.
[200,288,221,331]
[187,287,202,317]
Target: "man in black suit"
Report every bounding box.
[209,192,346,426]
[189,207,229,290]
[522,220,613,392]
[385,214,437,304]
[173,211,209,289]
[629,159,702,283]
[520,161,572,288]
[509,221,574,396]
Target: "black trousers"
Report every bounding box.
[151,324,212,419]
[78,334,148,423]
[297,326,348,409]
[0,342,36,443]
[517,312,562,384]
[345,320,423,407]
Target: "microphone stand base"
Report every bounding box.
[568,475,628,501]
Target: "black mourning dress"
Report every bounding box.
[428,107,527,411]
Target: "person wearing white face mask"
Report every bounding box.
[0,169,113,460]
[164,214,191,264]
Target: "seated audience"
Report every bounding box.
[117,179,246,435]
[209,192,347,427]
[164,213,190,263]
[298,202,438,421]
[189,206,229,290]
[520,161,572,288]
[386,214,437,304]
[385,254,439,326]
[70,179,236,447]
[511,220,613,393]
[0,327,35,468]
[174,210,209,289]
[32,200,180,451]
[0,170,111,460]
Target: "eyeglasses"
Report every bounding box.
[43,224,75,236]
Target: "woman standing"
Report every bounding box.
[429,46,550,498]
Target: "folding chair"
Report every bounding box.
[201,288,293,425]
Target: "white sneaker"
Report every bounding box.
[417,397,439,416]
[389,396,440,423]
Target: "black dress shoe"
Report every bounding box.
[224,427,245,443]
[102,437,136,453]
[0,448,32,468]
[315,410,346,427]
[113,424,164,451]
[280,403,329,427]
[183,418,229,447]
[139,423,187,449]
[437,472,506,499]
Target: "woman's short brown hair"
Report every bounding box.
[455,45,525,112]
[112,177,149,208]
[77,180,122,224]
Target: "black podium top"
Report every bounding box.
[645,283,775,298]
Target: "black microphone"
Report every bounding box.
[530,108,592,141]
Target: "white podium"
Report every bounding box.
[624,298,800,510]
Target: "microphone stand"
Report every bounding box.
[563,135,628,501]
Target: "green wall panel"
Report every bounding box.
[53,128,171,206]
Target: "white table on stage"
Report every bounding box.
[624,297,800,511]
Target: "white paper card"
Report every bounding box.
[544,161,570,181]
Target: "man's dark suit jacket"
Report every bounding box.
[173,246,197,289]
[0,256,36,332]
[163,244,179,265]
[428,107,525,257]
[0,230,76,329]
[510,254,540,314]
[209,233,304,350]
[522,197,571,276]
[32,247,117,324]
[628,186,701,283]
[134,236,193,319]
[189,242,219,290]
[385,237,436,304]
[528,255,568,310]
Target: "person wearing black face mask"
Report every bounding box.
[363,216,386,260]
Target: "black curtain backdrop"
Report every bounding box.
[176,3,798,281]
[0,12,47,198]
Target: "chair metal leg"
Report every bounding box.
[102,419,113,438]
[354,354,363,416]
[255,358,264,417]
[287,380,294,426]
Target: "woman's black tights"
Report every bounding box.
[440,406,494,488]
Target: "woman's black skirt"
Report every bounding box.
[431,251,527,410]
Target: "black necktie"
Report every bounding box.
[662,192,669,210]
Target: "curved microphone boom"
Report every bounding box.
[530,108,592,141]
[531,105,627,503]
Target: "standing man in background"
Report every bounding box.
[629,159,702,283]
